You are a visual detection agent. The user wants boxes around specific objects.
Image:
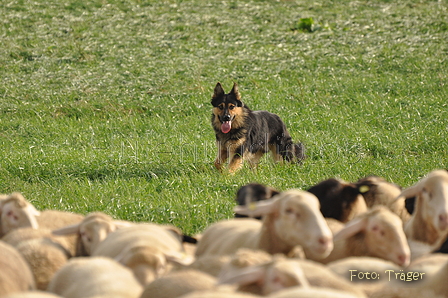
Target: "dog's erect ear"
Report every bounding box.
[230,82,242,101]
[213,82,225,99]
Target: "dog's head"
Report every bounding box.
[211,82,245,134]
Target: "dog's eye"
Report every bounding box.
[229,105,235,110]
[218,105,224,110]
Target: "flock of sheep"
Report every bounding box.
[1,169,448,298]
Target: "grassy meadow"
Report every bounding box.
[0,0,447,234]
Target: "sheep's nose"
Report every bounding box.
[318,235,332,247]
[439,213,448,230]
[397,254,410,267]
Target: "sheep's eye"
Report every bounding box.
[285,208,294,214]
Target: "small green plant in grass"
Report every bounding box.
[292,17,319,33]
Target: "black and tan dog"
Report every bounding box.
[211,82,305,173]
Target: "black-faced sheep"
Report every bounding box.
[195,189,333,260]
[356,175,410,222]
[234,183,280,220]
[307,178,368,223]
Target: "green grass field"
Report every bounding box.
[1,0,447,235]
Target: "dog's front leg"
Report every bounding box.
[228,154,244,174]
[214,141,228,171]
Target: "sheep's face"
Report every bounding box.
[119,246,167,286]
[80,220,116,255]
[0,197,40,236]
[274,193,333,259]
[262,260,309,295]
[365,212,410,267]
[420,176,448,232]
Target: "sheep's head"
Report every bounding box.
[307,178,367,223]
[357,176,403,208]
[235,189,333,259]
[402,170,448,234]
[334,206,411,267]
[218,256,309,296]
[79,216,118,255]
[115,244,193,286]
[52,212,133,256]
[0,193,40,237]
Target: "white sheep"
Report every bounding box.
[356,176,410,222]
[0,192,40,237]
[0,241,36,296]
[2,227,72,254]
[92,223,194,286]
[407,253,448,279]
[327,256,400,280]
[2,292,63,298]
[400,170,448,248]
[47,257,143,298]
[2,227,73,290]
[177,291,260,298]
[36,210,85,230]
[217,255,309,296]
[290,259,367,298]
[310,206,410,267]
[181,255,366,298]
[369,258,448,298]
[35,210,85,255]
[139,269,217,298]
[15,238,70,290]
[195,189,333,260]
[52,212,133,256]
[327,256,400,296]
[267,286,363,298]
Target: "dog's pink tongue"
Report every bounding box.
[221,121,232,133]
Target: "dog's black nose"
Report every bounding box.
[222,114,231,122]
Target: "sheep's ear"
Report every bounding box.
[26,204,41,217]
[113,220,134,229]
[399,184,422,199]
[164,251,194,266]
[25,204,40,229]
[233,198,278,218]
[218,265,266,286]
[114,245,133,264]
[52,223,81,236]
[333,217,368,241]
